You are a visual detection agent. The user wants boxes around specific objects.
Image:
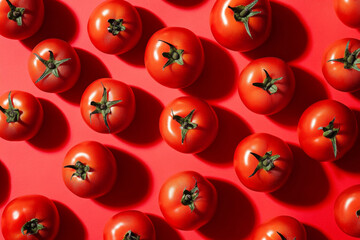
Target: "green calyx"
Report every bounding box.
[228,0,261,39]
[159,40,184,70]
[277,231,296,240]
[123,230,140,240]
[21,218,45,236]
[64,161,90,180]
[252,69,283,95]
[0,91,20,123]
[90,82,122,133]
[181,178,199,212]
[248,151,280,177]
[171,109,198,144]
[108,18,126,36]
[318,117,339,158]
[6,0,25,26]
[328,40,360,72]
[33,50,71,83]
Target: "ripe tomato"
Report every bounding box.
[80,78,135,133]
[334,185,360,237]
[0,0,44,40]
[103,210,155,240]
[334,0,360,29]
[252,216,307,240]
[238,57,295,115]
[159,96,218,153]
[28,38,81,93]
[144,27,204,88]
[159,171,217,230]
[88,0,142,55]
[0,90,43,141]
[1,195,59,240]
[210,0,271,52]
[62,141,117,198]
[298,100,358,162]
[322,38,360,92]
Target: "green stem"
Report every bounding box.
[6,0,25,26]
[181,178,199,212]
[107,19,126,36]
[328,40,360,72]
[171,109,198,144]
[252,69,283,95]
[248,151,280,177]
[318,117,339,158]
[0,91,20,123]
[123,230,140,240]
[64,161,90,180]
[21,218,45,235]
[158,40,184,70]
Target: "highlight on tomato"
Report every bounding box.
[334,0,360,29]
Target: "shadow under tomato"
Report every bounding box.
[196,106,253,167]
[27,98,70,151]
[147,214,184,240]
[198,178,257,240]
[350,90,360,100]
[58,48,111,105]
[21,0,79,49]
[181,38,237,100]
[0,160,10,208]
[94,147,152,209]
[269,144,329,206]
[164,0,208,8]
[53,201,87,240]
[117,7,166,67]
[242,2,309,62]
[267,67,329,129]
[115,86,163,146]
[304,224,330,240]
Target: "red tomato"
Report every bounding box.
[234,133,293,192]
[0,0,44,40]
[322,38,360,92]
[62,141,117,198]
[158,171,217,230]
[210,0,271,52]
[334,0,360,29]
[1,195,59,240]
[88,0,142,55]
[103,210,155,240]
[159,96,218,153]
[238,57,295,115]
[298,100,357,162]
[252,216,307,240]
[28,38,81,93]
[334,185,360,237]
[80,78,136,134]
[0,90,43,141]
[144,27,204,88]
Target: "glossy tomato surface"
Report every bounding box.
[334,0,360,28]
[144,27,204,88]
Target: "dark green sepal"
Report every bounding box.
[252,69,283,95]
[158,40,184,70]
[6,0,25,26]
[277,231,296,240]
[64,161,90,180]
[248,151,280,177]
[123,230,140,240]
[328,40,360,72]
[0,91,20,123]
[318,117,339,158]
[171,109,198,144]
[108,18,126,36]
[181,179,199,212]
[21,218,45,235]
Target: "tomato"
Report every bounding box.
[144,27,204,88]
[80,78,135,133]
[103,210,155,240]
[322,38,360,92]
[0,90,43,141]
[334,0,360,29]
[62,141,117,198]
[159,96,218,153]
[28,38,81,93]
[334,185,360,237]
[88,0,142,55]
[0,0,44,40]
[210,0,271,52]
[159,171,217,230]
[252,216,307,240]
[233,133,293,192]
[238,57,295,115]
[1,195,59,240]
[298,100,357,162]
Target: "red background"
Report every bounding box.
[0,0,360,239]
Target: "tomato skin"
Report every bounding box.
[88,0,142,55]
[210,0,271,52]
[0,90,43,141]
[298,100,358,162]
[80,78,136,134]
[144,27,205,88]
[103,210,155,240]
[28,38,81,93]
[158,171,217,230]
[322,38,360,92]
[334,0,360,28]
[252,216,307,240]
[159,96,218,153]
[234,133,293,192]
[1,195,60,240]
[238,57,295,115]
[0,0,44,40]
[62,141,117,198]
[334,185,360,237]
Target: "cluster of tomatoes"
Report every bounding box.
[0,0,359,239]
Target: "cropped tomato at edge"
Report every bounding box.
[334,0,360,29]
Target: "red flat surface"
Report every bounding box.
[0,0,359,239]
